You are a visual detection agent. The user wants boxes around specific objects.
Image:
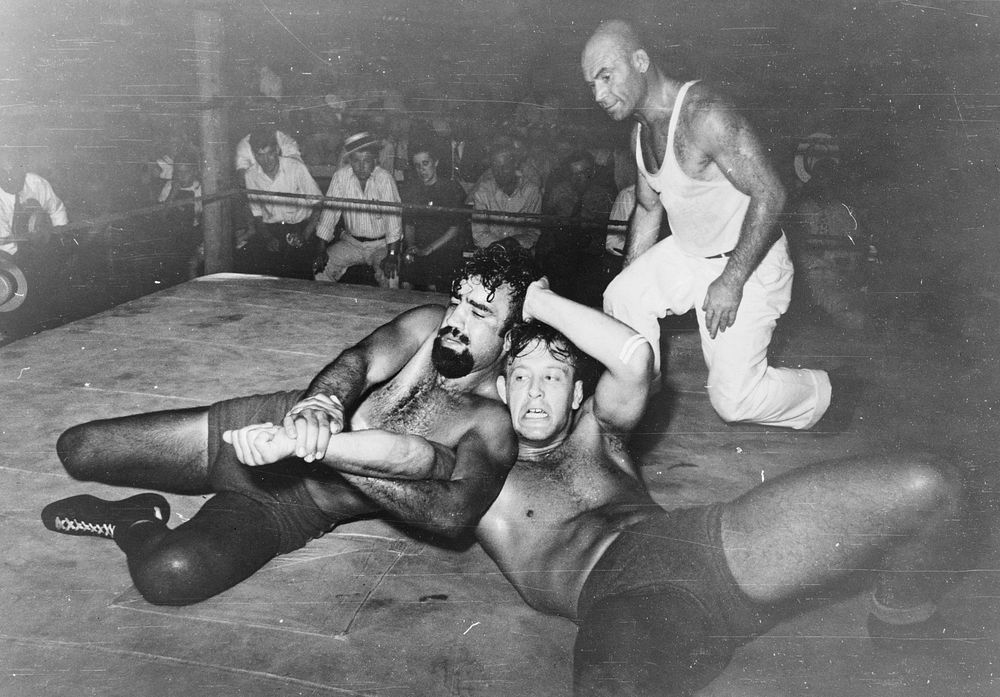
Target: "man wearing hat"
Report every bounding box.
[314,131,403,286]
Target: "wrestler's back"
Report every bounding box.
[476,412,654,620]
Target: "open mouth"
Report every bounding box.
[522,407,549,419]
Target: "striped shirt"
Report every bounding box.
[315,165,402,244]
[244,156,321,224]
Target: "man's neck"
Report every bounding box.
[635,72,681,130]
[433,359,503,400]
[517,435,569,462]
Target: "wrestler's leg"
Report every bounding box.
[57,408,212,494]
[573,589,733,697]
[121,491,281,605]
[721,452,966,613]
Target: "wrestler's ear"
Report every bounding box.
[572,380,584,410]
[496,375,508,404]
[633,49,650,75]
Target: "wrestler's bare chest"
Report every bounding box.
[351,348,474,444]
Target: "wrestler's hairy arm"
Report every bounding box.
[223,424,457,480]
[337,401,518,536]
[692,91,787,339]
[281,304,446,460]
[523,279,653,432]
[623,126,664,266]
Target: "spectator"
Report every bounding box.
[234,98,301,177]
[785,158,872,330]
[0,147,70,339]
[536,149,616,304]
[470,141,542,251]
[379,115,411,185]
[470,134,545,198]
[399,144,468,291]
[431,115,488,195]
[606,183,635,257]
[0,148,68,257]
[158,147,203,282]
[314,131,403,287]
[240,127,323,279]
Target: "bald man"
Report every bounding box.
[583,20,835,430]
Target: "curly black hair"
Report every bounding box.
[507,320,598,395]
[451,241,539,331]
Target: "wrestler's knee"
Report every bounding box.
[128,539,217,606]
[896,454,964,517]
[56,422,103,481]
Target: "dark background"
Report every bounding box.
[1,0,998,339]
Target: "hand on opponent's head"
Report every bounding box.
[521,276,551,322]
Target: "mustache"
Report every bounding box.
[437,327,470,346]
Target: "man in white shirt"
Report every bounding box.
[314,131,402,287]
[470,142,542,251]
[234,98,302,177]
[241,128,323,279]
[0,150,68,256]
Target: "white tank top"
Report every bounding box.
[636,81,750,257]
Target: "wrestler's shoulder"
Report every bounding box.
[394,303,447,333]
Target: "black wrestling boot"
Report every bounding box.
[41,493,170,540]
[866,612,983,654]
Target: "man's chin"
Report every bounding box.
[431,342,474,379]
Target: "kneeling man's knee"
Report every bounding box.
[707,387,747,424]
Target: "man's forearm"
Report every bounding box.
[721,194,785,286]
[337,474,476,535]
[305,347,369,408]
[526,285,651,382]
[321,430,455,480]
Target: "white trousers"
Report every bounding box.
[603,235,830,429]
[315,232,390,287]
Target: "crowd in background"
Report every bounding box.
[0,59,919,343]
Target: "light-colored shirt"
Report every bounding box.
[471,176,541,249]
[607,185,635,256]
[0,173,69,255]
[244,156,321,224]
[235,130,301,172]
[315,165,402,244]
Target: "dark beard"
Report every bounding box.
[432,334,474,379]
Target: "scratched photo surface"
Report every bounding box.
[1,1,998,696]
